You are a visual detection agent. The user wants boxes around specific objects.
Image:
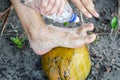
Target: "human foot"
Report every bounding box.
[11,0,96,55]
[30,23,96,55]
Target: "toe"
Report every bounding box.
[85,34,96,44]
[81,23,94,32]
[77,23,94,35]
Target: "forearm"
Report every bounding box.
[10,0,46,39]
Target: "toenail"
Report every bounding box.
[88,14,92,18]
[90,34,96,39]
[89,23,93,26]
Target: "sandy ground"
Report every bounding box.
[0,0,119,80]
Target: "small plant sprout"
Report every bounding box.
[63,21,69,27]
[110,16,118,40]
[10,37,24,49]
[111,16,118,29]
[10,29,26,49]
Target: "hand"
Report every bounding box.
[30,23,96,55]
[71,0,99,18]
[33,0,68,16]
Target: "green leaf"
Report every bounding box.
[111,16,118,29]
[17,44,22,49]
[13,38,20,44]
[10,37,23,49]
[63,22,69,27]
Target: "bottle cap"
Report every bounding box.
[69,13,80,23]
[74,16,80,23]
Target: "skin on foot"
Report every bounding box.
[11,0,96,55]
[30,23,96,55]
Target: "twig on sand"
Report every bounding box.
[10,23,15,29]
[80,12,84,24]
[102,49,109,61]
[0,6,12,37]
[19,32,26,39]
[0,6,11,19]
[90,47,102,59]
[96,31,120,35]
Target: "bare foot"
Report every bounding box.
[30,23,96,55]
[11,0,96,55]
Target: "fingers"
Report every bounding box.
[42,0,56,15]
[40,0,49,9]
[39,0,67,16]
[71,0,99,18]
[71,0,92,18]
[47,0,60,15]
[34,0,49,14]
[57,0,67,16]
[40,0,54,15]
[81,0,99,18]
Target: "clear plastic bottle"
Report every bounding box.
[20,0,80,23]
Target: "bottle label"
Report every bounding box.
[45,4,73,23]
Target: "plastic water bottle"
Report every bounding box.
[20,0,80,23]
[45,4,80,23]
